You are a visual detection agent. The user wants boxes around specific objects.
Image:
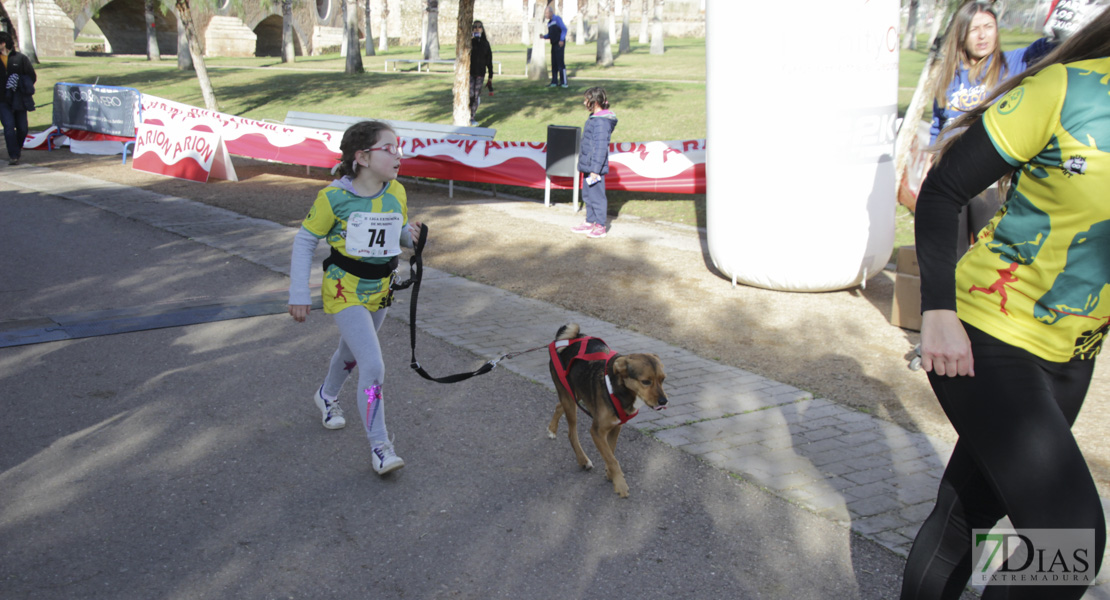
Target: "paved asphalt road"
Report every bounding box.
[0,175,975,599]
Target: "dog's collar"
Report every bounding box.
[603,354,639,425]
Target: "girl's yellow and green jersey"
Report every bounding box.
[956,58,1110,362]
[301,178,408,314]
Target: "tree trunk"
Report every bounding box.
[607,6,615,47]
[378,0,389,51]
[649,0,663,55]
[638,0,649,43]
[575,0,586,45]
[596,0,613,65]
[175,1,217,110]
[15,0,37,63]
[452,0,475,126]
[0,2,14,45]
[364,0,375,56]
[619,0,631,53]
[282,0,295,62]
[527,0,547,81]
[424,0,439,60]
[522,0,530,45]
[895,0,957,188]
[343,0,364,74]
[145,0,160,60]
[176,12,193,70]
[902,0,919,50]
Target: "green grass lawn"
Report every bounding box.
[29,30,1033,238]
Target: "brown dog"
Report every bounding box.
[546,323,667,497]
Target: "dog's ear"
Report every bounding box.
[612,356,629,379]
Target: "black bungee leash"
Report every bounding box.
[392,223,547,384]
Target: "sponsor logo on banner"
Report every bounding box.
[131,122,236,183]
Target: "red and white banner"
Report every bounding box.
[136,95,706,193]
[32,93,706,193]
[131,123,236,183]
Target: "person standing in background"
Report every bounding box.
[540,3,568,88]
[468,20,493,126]
[0,31,35,166]
[929,0,1055,254]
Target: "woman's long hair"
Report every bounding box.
[932,1,1007,108]
[937,7,1110,159]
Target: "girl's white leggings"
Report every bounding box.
[322,305,390,446]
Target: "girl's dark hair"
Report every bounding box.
[336,120,395,178]
[0,31,14,52]
[584,86,609,110]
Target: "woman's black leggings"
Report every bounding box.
[900,323,1104,599]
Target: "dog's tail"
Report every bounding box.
[554,323,580,342]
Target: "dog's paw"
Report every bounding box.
[579,458,593,470]
[546,427,556,439]
[614,480,629,498]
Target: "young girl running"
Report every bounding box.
[571,87,617,239]
[288,120,422,476]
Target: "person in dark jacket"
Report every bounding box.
[468,20,493,126]
[540,3,568,87]
[0,31,34,165]
[571,87,617,239]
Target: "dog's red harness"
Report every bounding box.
[549,336,639,424]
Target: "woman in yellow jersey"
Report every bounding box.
[901,9,1110,599]
[288,120,423,476]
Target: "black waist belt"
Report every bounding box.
[322,247,399,280]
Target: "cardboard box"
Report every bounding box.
[896,245,919,276]
[891,272,922,331]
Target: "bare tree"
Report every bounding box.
[576,0,587,45]
[452,0,475,126]
[424,0,439,60]
[607,0,615,48]
[282,0,295,63]
[364,0,375,56]
[15,0,37,63]
[638,0,649,43]
[378,0,389,51]
[0,2,14,40]
[175,10,192,70]
[895,0,958,187]
[649,0,663,55]
[596,0,613,65]
[343,0,364,73]
[173,0,218,110]
[522,0,530,44]
[619,0,631,54]
[903,0,920,50]
[145,0,161,60]
[526,0,547,81]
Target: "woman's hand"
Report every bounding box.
[920,309,974,377]
[289,304,310,323]
[409,220,424,247]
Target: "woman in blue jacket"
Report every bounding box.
[929,1,1053,253]
[571,87,617,239]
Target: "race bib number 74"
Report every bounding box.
[346,212,403,257]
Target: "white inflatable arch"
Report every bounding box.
[706,0,899,292]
